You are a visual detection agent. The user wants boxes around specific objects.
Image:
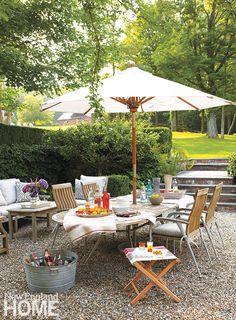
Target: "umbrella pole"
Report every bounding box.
[131,111,137,204]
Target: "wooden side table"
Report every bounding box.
[0,216,8,254]
[8,203,57,243]
[124,246,181,305]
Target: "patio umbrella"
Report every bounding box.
[42,66,234,204]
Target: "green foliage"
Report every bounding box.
[44,119,162,182]
[145,126,172,154]
[158,149,193,177]
[0,87,21,112]
[17,93,54,125]
[107,174,131,197]
[0,144,64,184]
[227,153,236,179]
[0,123,46,145]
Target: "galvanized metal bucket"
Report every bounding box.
[24,249,78,293]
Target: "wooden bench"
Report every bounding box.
[0,216,8,254]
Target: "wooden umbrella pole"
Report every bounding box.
[131,110,137,204]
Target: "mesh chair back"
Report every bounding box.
[205,182,223,224]
[52,183,77,211]
[187,188,209,236]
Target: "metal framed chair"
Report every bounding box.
[151,188,209,277]
[173,182,223,257]
[51,183,77,247]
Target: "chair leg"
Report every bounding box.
[199,229,212,263]
[51,224,60,248]
[215,221,224,248]
[185,238,202,277]
[83,235,103,264]
[204,224,219,259]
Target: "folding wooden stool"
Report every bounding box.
[124,246,181,305]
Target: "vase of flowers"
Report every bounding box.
[22,179,49,204]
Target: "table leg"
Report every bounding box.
[47,212,51,228]
[8,213,14,240]
[32,214,37,242]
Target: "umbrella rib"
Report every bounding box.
[140,97,155,104]
[177,97,200,110]
[42,102,61,111]
[111,97,129,105]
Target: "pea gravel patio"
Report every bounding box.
[0,212,235,320]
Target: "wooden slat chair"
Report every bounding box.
[173,182,223,257]
[151,188,209,277]
[0,216,8,254]
[51,183,77,247]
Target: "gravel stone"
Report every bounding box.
[0,212,235,320]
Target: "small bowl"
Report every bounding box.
[148,195,164,205]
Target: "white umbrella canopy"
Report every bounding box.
[42,66,234,204]
[42,67,233,113]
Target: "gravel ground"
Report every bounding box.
[0,212,235,320]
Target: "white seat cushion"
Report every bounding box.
[0,202,26,217]
[0,190,7,206]
[152,222,187,238]
[0,178,19,204]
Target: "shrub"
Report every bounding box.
[0,144,65,184]
[107,175,131,197]
[228,153,236,180]
[145,126,172,154]
[44,119,162,182]
[0,123,45,145]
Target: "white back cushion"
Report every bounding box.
[0,190,7,206]
[0,178,19,204]
[80,175,108,193]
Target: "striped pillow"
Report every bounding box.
[81,182,98,201]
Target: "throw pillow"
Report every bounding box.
[0,190,7,206]
[75,179,84,200]
[80,175,108,193]
[81,182,98,201]
[15,181,31,202]
[0,178,19,205]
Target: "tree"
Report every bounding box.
[121,0,236,137]
[0,86,21,123]
[17,93,54,125]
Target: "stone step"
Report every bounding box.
[187,192,236,203]
[175,171,233,185]
[191,163,228,171]
[191,158,229,164]
[175,183,236,194]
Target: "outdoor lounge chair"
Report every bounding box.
[151,188,209,277]
[51,183,77,247]
[0,216,8,254]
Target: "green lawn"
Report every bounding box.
[173,132,236,158]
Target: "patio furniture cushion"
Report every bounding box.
[15,181,31,202]
[0,190,7,206]
[0,178,19,205]
[152,222,187,238]
[0,202,26,217]
[80,175,108,192]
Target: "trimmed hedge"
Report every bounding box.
[107,174,131,197]
[0,144,65,184]
[145,126,172,154]
[228,152,236,181]
[0,124,45,145]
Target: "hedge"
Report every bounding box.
[228,152,236,182]
[0,144,65,184]
[145,126,172,154]
[107,174,131,197]
[0,123,45,145]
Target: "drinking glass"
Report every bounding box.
[139,242,146,250]
[147,241,153,253]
